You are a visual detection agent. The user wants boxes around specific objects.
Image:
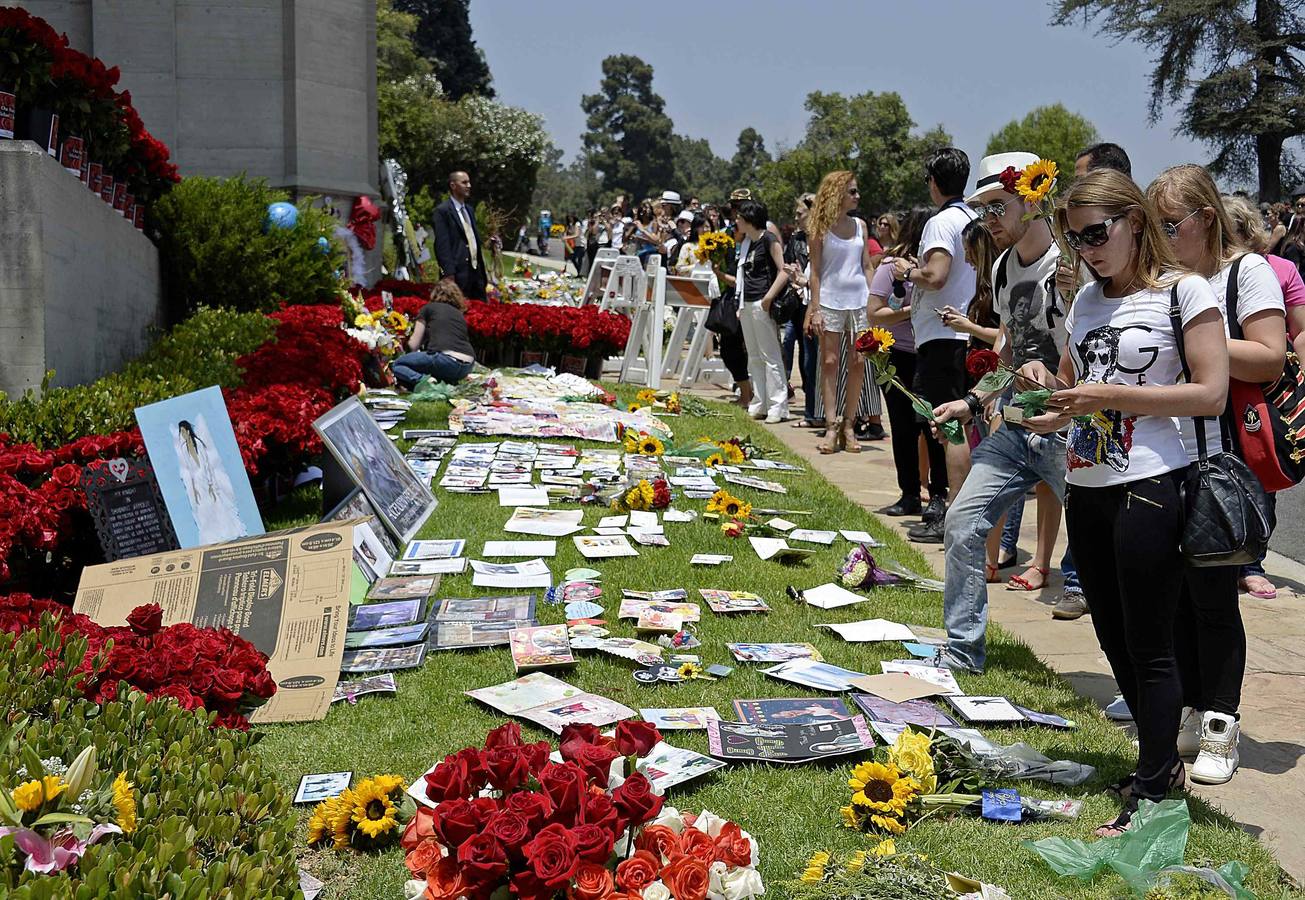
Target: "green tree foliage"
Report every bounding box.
[377,0,548,229]
[756,91,950,222]
[581,55,675,201]
[391,0,494,100]
[985,103,1100,182]
[671,134,732,203]
[729,127,772,188]
[531,143,605,218]
[1052,0,1305,198]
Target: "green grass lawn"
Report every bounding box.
[257,388,1300,899]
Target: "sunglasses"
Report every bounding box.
[975,200,1008,220]
[1064,216,1121,251]
[1162,208,1202,239]
[848,188,860,196]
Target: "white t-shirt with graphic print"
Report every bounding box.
[1063,274,1220,488]
[1178,253,1285,461]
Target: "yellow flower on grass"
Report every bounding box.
[638,435,664,456]
[628,402,644,413]
[1016,159,1058,204]
[636,389,657,404]
[350,779,399,840]
[371,774,405,796]
[112,772,137,834]
[704,452,725,468]
[706,489,731,514]
[872,838,897,858]
[848,761,918,816]
[625,480,655,510]
[11,781,45,813]
[666,393,681,413]
[839,804,861,829]
[888,731,937,794]
[800,850,830,883]
[718,442,745,464]
[845,850,868,873]
[870,813,906,834]
[721,496,751,519]
[307,799,334,845]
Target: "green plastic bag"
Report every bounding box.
[410,378,455,402]
[1116,861,1257,899]
[1022,799,1190,881]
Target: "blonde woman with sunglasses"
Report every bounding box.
[1025,169,1229,836]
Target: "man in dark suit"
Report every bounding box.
[434,170,489,299]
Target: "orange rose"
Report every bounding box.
[636,824,679,863]
[713,822,752,868]
[568,862,616,900]
[661,855,710,900]
[405,838,444,878]
[615,849,660,893]
[422,856,467,900]
[676,828,717,864]
[402,805,438,851]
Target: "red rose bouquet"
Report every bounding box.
[402,722,765,900]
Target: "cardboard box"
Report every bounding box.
[73,520,355,723]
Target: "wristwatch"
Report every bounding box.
[905,266,916,282]
[963,392,984,422]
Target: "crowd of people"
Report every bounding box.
[555,144,1305,838]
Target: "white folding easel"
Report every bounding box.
[615,257,666,388]
[584,247,620,303]
[660,273,729,387]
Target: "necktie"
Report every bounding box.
[459,204,478,270]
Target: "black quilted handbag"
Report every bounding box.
[1169,287,1275,567]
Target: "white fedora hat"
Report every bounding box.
[966,151,1040,204]
[660,190,682,205]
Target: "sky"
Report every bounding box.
[470,0,1231,196]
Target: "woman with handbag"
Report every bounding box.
[1025,169,1230,836]
[728,200,790,422]
[1147,166,1286,784]
[804,170,877,452]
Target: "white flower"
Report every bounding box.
[718,866,765,900]
[652,806,686,833]
[402,880,427,900]
[692,809,729,838]
[643,881,671,900]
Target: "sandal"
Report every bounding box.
[841,421,862,454]
[818,418,845,454]
[1094,803,1135,838]
[1007,566,1049,591]
[985,564,1001,583]
[997,552,1018,570]
[1239,575,1278,599]
[1106,759,1185,805]
[791,419,824,429]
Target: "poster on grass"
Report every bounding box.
[134,386,265,548]
[314,397,437,543]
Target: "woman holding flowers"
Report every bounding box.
[1147,164,1286,785]
[1026,169,1229,835]
[804,170,878,452]
[393,281,475,389]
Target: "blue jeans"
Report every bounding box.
[942,427,1077,671]
[392,351,474,389]
[782,317,819,422]
[1001,494,1024,556]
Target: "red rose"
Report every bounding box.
[485,809,532,858]
[457,832,508,887]
[612,772,663,828]
[677,826,717,864]
[614,721,661,758]
[523,739,552,774]
[401,805,438,851]
[483,746,531,792]
[854,329,884,355]
[523,823,581,889]
[404,838,443,878]
[424,755,472,803]
[568,862,616,900]
[210,666,247,703]
[505,789,554,829]
[151,683,202,710]
[432,798,483,849]
[571,742,621,786]
[615,849,660,893]
[125,603,163,636]
[538,762,587,820]
[511,869,554,900]
[484,721,523,748]
[635,823,679,862]
[559,723,606,762]
[580,792,620,836]
[997,165,1021,194]
[570,822,615,865]
[713,822,753,867]
[966,348,1001,378]
[661,854,710,900]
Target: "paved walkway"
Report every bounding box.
[701,386,1305,883]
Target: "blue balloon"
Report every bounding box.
[316,236,331,255]
[264,201,298,231]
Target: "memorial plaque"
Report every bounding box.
[80,458,179,561]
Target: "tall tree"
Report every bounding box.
[986,104,1099,181]
[532,144,604,216]
[670,134,731,202]
[580,55,675,201]
[392,0,495,100]
[1052,0,1305,198]
[729,127,772,188]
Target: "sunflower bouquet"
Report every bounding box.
[695,230,735,272]
[856,328,964,444]
[840,730,986,837]
[0,741,136,874]
[610,477,672,512]
[306,774,413,852]
[706,489,752,521]
[623,430,665,457]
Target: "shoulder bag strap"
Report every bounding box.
[1218,256,1245,453]
[1170,283,1211,467]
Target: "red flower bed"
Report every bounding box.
[463,300,630,356]
[0,596,275,730]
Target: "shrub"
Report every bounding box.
[150,175,341,318]
[0,616,300,897]
[0,307,275,448]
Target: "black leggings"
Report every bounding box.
[1174,565,1244,715]
[1066,469,1188,802]
[884,349,947,499]
[718,330,749,383]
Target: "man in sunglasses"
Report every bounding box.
[925,152,1084,675]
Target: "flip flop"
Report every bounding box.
[985,564,1001,584]
[1007,566,1049,591]
[1240,576,1278,599]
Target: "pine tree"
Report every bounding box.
[580,55,675,200]
[391,0,495,100]
[729,127,772,188]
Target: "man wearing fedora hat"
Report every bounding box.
[923,151,1085,674]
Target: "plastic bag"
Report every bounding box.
[1117,861,1257,899]
[411,378,455,402]
[967,740,1096,787]
[1022,798,1191,883]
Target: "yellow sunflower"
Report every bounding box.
[1016,159,1058,204]
[867,326,896,353]
[870,813,907,835]
[628,402,644,413]
[718,442,745,464]
[845,850,868,873]
[666,393,681,413]
[800,850,830,884]
[112,772,137,834]
[371,774,405,796]
[637,435,664,456]
[871,838,897,858]
[704,452,725,468]
[848,761,918,816]
[306,800,334,846]
[839,804,861,829]
[706,490,732,514]
[625,480,655,510]
[636,388,657,404]
[349,779,399,840]
[721,496,751,519]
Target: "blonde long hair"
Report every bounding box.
[1053,168,1181,291]
[1222,195,1271,254]
[1146,164,1245,269]
[807,170,856,242]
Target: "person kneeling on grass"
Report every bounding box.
[392,281,476,390]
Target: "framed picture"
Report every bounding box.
[314,397,437,543]
[325,487,398,559]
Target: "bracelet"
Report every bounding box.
[963,392,984,421]
[905,267,916,282]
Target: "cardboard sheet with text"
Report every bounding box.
[73,520,355,723]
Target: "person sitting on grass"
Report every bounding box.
[392,281,476,390]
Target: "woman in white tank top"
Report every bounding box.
[804,170,876,452]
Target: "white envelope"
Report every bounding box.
[598,515,629,528]
[628,510,659,529]
[748,536,789,561]
[789,528,837,545]
[765,517,797,532]
[801,582,870,609]
[840,529,882,546]
[663,509,696,522]
[482,541,557,558]
[499,487,550,507]
[819,618,917,642]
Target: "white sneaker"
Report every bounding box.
[1177,707,1202,758]
[1190,711,1240,785]
[748,407,766,420]
[765,411,789,424]
[1104,695,1133,721]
